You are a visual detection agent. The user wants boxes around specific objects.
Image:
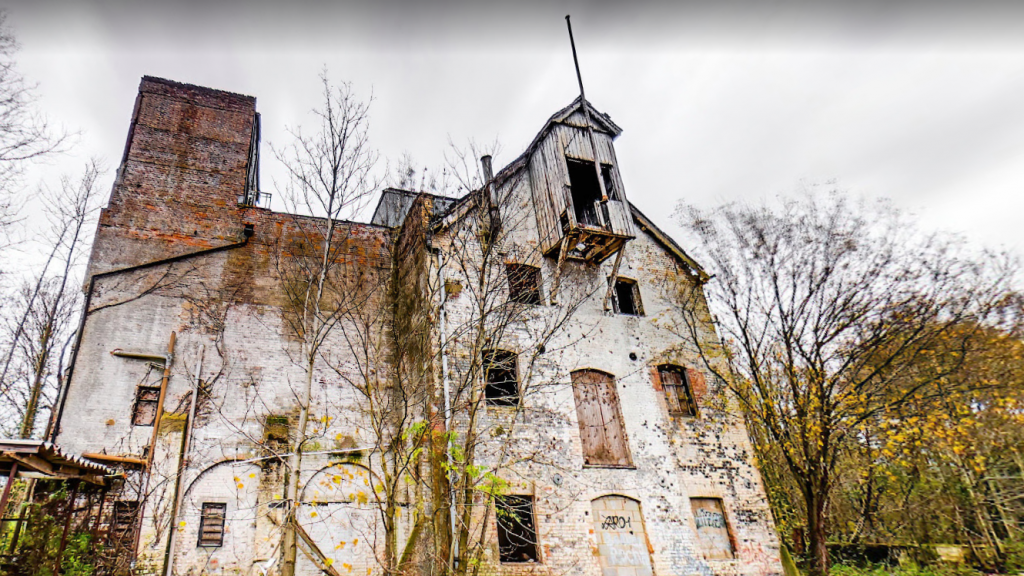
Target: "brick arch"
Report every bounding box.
[569,367,615,379]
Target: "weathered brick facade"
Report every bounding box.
[53,77,782,576]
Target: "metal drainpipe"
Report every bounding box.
[163,346,204,576]
[435,248,458,564]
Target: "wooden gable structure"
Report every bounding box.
[519,97,636,264]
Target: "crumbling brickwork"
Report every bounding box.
[53,77,782,576]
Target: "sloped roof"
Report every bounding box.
[0,439,113,485]
[492,96,621,187]
[630,205,708,281]
[420,97,707,278]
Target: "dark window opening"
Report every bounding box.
[566,158,602,228]
[612,278,643,316]
[659,365,698,417]
[496,495,539,563]
[198,502,227,547]
[600,164,619,201]
[131,386,161,426]
[483,350,519,406]
[506,264,542,305]
[109,501,139,546]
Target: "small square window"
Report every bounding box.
[496,495,539,563]
[198,502,227,547]
[659,365,698,417]
[506,264,542,305]
[131,386,161,426]
[612,278,643,316]
[483,350,519,406]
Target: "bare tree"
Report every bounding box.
[0,10,69,251]
[272,71,381,576]
[0,162,101,438]
[671,189,1017,576]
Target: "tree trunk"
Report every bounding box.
[281,356,315,576]
[805,488,829,576]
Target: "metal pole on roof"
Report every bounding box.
[565,15,609,203]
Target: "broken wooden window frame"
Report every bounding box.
[565,157,605,229]
[600,163,619,201]
[505,263,543,305]
[611,277,644,316]
[495,494,540,563]
[658,364,699,417]
[570,369,633,468]
[198,502,227,547]
[483,349,520,407]
[130,386,161,426]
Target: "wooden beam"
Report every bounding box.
[603,247,626,311]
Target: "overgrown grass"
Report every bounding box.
[830,562,987,576]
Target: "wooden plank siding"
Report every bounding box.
[571,369,632,467]
[529,121,635,255]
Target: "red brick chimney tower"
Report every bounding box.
[86,77,259,278]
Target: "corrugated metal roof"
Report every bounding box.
[0,439,114,477]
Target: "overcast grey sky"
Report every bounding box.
[5,0,1024,258]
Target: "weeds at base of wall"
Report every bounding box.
[830,561,1016,576]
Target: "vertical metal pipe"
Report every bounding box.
[162,347,204,576]
[436,250,459,567]
[132,331,177,562]
[147,332,177,468]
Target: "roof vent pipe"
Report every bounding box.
[481,155,501,234]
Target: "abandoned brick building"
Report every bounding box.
[45,76,783,576]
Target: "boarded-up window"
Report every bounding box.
[131,386,160,426]
[484,350,519,406]
[592,496,653,576]
[690,498,735,559]
[659,365,698,417]
[506,264,542,305]
[495,495,539,563]
[571,370,631,467]
[109,500,138,546]
[198,502,227,547]
[612,278,644,316]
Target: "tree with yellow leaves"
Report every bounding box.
[672,188,1018,575]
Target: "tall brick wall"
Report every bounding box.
[86,77,258,279]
